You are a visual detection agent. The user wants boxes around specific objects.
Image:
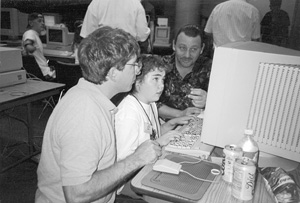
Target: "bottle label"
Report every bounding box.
[243,151,258,163]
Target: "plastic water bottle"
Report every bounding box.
[238,129,259,164]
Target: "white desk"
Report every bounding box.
[131,151,277,203]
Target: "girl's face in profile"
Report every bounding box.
[136,68,165,104]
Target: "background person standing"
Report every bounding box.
[204,0,261,48]
[80,0,150,43]
[261,0,290,47]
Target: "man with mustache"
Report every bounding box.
[158,24,212,120]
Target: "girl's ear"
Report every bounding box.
[135,80,142,92]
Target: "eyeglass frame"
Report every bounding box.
[126,61,142,74]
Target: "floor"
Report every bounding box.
[0,101,53,203]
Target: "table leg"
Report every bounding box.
[1,103,39,173]
[27,103,33,154]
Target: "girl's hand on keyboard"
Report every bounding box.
[161,116,194,134]
[156,130,182,146]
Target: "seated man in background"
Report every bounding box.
[35,26,161,203]
[158,24,212,120]
[22,13,56,81]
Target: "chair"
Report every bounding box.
[22,57,64,120]
[22,55,45,80]
[55,61,82,91]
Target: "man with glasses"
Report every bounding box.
[35,26,161,203]
[158,24,212,120]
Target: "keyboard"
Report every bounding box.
[165,116,214,159]
[43,49,74,58]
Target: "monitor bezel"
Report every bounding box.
[1,8,20,38]
[46,26,73,47]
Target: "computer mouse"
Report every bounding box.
[153,159,182,175]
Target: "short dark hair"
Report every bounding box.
[72,20,83,51]
[78,26,140,84]
[270,0,282,7]
[27,13,43,28]
[131,54,171,93]
[174,24,203,44]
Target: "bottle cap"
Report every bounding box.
[244,129,254,135]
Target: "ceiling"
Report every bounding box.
[1,0,92,9]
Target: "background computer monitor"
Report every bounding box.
[1,8,28,40]
[154,26,170,45]
[46,25,74,50]
[201,41,300,170]
[43,13,61,27]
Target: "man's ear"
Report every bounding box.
[172,40,176,51]
[106,67,118,82]
[200,43,205,54]
[28,21,33,28]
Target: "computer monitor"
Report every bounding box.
[1,8,28,40]
[154,26,170,45]
[46,25,74,51]
[201,41,300,170]
[43,13,61,27]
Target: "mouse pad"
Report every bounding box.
[141,154,221,201]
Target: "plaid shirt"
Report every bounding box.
[158,53,212,110]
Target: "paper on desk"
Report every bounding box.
[210,156,222,165]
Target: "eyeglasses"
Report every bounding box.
[126,62,142,75]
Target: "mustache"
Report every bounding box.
[180,57,192,60]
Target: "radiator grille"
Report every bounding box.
[247,63,300,153]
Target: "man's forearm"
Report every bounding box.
[63,154,144,203]
[158,104,182,120]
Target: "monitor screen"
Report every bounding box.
[1,11,11,29]
[46,26,74,50]
[1,8,28,39]
[157,28,169,38]
[48,29,63,43]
